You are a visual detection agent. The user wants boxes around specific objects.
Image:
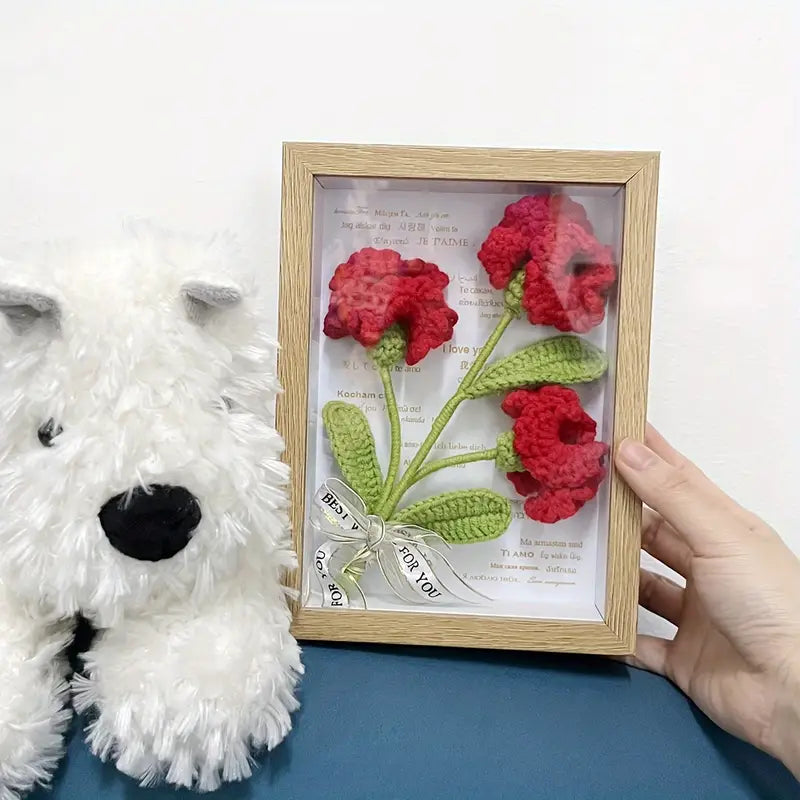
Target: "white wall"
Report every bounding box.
[1,0,798,570]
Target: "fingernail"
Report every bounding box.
[618,439,658,470]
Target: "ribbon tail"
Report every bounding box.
[376,547,429,605]
[313,541,367,609]
[416,544,494,605]
[388,540,468,605]
[388,526,493,604]
[396,525,453,551]
[346,573,368,610]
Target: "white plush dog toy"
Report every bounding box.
[0,223,302,798]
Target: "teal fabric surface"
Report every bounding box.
[32,641,799,800]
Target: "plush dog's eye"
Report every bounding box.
[38,418,63,447]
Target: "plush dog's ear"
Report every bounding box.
[181,279,243,325]
[0,275,61,335]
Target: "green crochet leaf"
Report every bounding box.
[321,401,384,512]
[394,489,511,544]
[465,334,608,398]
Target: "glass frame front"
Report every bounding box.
[277,143,658,656]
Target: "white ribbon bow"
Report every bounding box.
[309,479,491,609]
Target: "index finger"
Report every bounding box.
[645,425,749,513]
[615,436,749,558]
[646,424,768,533]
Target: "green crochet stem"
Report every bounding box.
[408,448,497,487]
[374,365,402,512]
[378,309,515,517]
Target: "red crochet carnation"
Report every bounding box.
[501,385,608,524]
[323,247,458,365]
[478,194,616,333]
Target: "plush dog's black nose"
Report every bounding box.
[99,484,201,561]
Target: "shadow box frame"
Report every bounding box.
[276,141,659,656]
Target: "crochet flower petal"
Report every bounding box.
[499,385,608,524]
[523,223,616,333]
[323,248,458,364]
[500,388,533,419]
[509,385,607,489]
[476,226,530,290]
[523,484,601,524]
[500,194,594,236]
[507,470,541,497]
[477,194,616,333]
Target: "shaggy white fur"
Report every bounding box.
[0,222,303,796]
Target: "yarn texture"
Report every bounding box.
[501,386,608,523]
[495,431,523,472]
[465,334,608,399]
[394,490,512,544]
[321,401,384,513]
[323,247,458,365]
[0,224,302,796]
[317,193,614,601]
[477,194,616,333]
[368,323,407,369]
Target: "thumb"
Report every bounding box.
[615,438,746,557]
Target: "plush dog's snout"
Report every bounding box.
[99,484,202,561]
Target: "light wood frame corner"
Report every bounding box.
[276,142,659,656]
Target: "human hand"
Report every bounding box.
[615,426,800,778]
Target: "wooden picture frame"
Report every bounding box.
[276,142,658,655]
